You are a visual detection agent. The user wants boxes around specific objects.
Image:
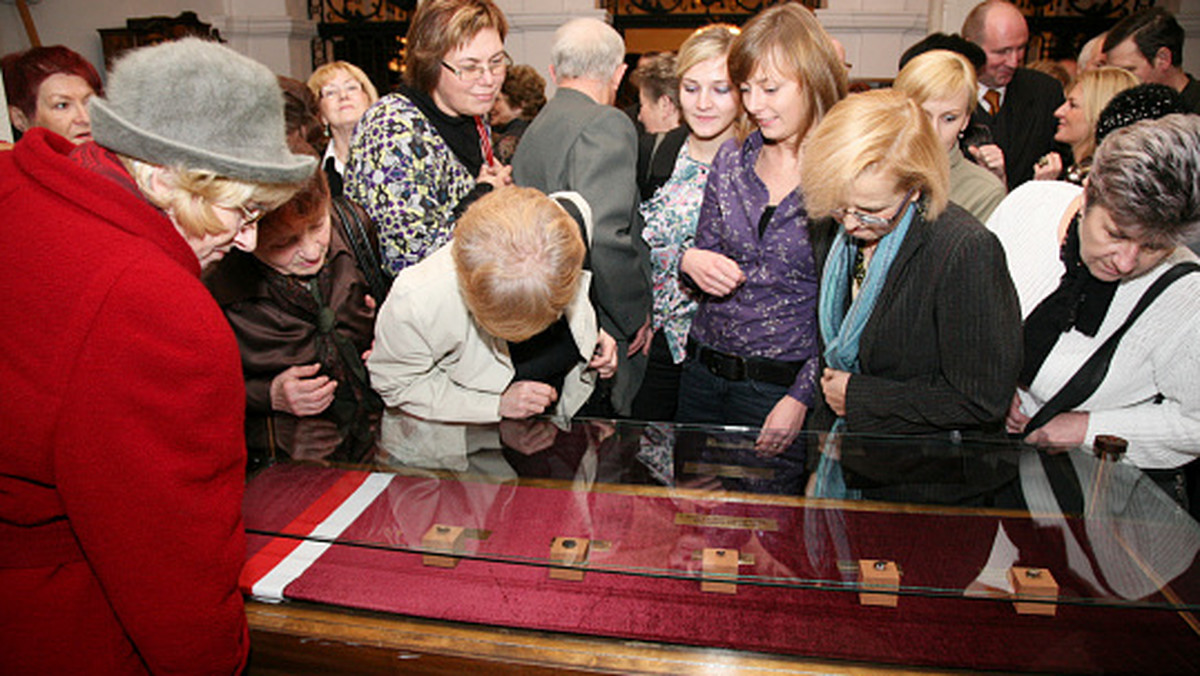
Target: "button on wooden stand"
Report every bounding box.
[421,524,465,568]
[549,537,590,581]
[701,548,738,594]
[1009,566,1058,616]
[858,559,900,607]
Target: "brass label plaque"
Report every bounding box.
[675,512,778,532]
[683,462,775,480]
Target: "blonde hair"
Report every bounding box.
[727,4,847,144]
[123,156,302,238]
[893,49,979,115]
[1072,66,1140,161]
[802,89,950,222]
[676,24,747,141]
[307,61,379,106]
[453,187,585,342]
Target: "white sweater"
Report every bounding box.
[987,181,1200,469]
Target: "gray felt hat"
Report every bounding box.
[90,38,316,184]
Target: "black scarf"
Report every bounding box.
[1019,211,1119,387]
[399,84,484,176]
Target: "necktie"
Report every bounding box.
[983,89,1001,116]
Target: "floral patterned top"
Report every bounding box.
[640,139,709,364]
[344,92,476,275]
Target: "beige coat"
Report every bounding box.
[369,201,598,454]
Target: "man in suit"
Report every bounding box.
[962,0,1066,189]
[513,17,650,417]
[1104,8,1200,114]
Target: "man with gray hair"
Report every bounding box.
[513,17,650,417]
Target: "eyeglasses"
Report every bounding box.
[320,81,364,99]
[441,53,513,83]
[237,203,267,227]
[832,189,916,229]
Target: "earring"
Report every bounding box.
[324,123,331,138]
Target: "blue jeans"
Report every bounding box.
[675,358,806,463]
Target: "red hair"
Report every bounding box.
[2,45,104,118]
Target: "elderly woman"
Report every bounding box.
[1032,66,1138,183]
[370,186,616,433]
[893,49,1007,223]
[490,63,545,164]
[346,0,512,275]
[205,156,379,426]
[307,60,378,197]
[634,51,681,136]
[803,89,1021,435]
[2,44,103,144]
[630,24,743,422]
[994,115,1200,505]
[0,38,313,674]
[676,4,845,453]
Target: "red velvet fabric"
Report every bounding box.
[244,464,1200,673]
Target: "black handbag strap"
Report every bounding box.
[330,196,392,303]
[1025,261,1200,433]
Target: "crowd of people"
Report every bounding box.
[3,0,1200,672]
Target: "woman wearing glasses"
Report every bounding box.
[802,89,1020,435]
[345,0,512,277]
[307,61,379,197]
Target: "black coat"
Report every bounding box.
[812,204,1022,435]
[968,68,1068,189]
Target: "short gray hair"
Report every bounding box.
[551,18,625,81]
[1086,113,1200,242]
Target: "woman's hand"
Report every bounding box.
[476,161,513,190]
[1033,152,1063,181]
[628,316,652,357]
[680,248,745,297]
[270,363,337,416]
[589,329,618,379]
[1005,391,1030,435]
[1023,411,1089,450]
[820,368,851,417]
[968,143,1008,185]
[755,395,807,455]
[500,380,558,419]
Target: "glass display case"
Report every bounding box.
[242,413,1200,674]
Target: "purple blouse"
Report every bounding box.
[687,132,821,406]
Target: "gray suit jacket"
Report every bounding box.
[513,87,650,414]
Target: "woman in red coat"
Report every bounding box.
[0,39,314,675]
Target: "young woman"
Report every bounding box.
[676,4,846,454]
[630,24,742,421]
[893,49,1007,223]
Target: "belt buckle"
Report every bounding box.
[709,349,746,381]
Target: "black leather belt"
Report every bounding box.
[689,340,804,388]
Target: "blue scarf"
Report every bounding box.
[811,203,916,500]
[819,203,916,374]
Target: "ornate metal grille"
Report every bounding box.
[605,0,815,30]
[1016,0,1160,61]
[309,0,416,93]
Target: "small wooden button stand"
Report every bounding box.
[701,548,739,594]
[549,537,590,581]
[421,524,466,568]
[858,559,900,607]
[1009,566,1058,616]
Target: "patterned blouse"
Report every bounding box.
[344,92,476,275]
[640,139,709,364]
